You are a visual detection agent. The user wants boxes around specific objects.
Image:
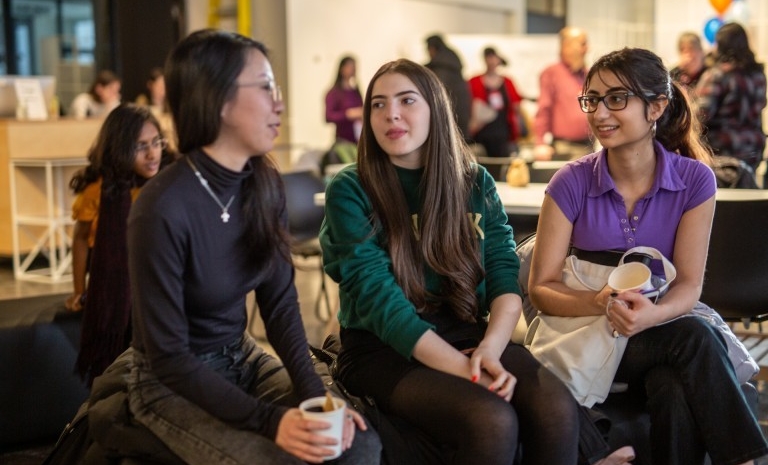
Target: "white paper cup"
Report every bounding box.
[299,396,346,460]
[608,262,653,293]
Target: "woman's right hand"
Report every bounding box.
[64,293,83,312]
[275,408,339,464]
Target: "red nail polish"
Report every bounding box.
[471,374,478,383]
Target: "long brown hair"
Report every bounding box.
[585,47,712,163]
[358,59,483,322]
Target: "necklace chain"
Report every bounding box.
[186,157,235,223]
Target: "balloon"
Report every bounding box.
[703,17,723,44]
[709,0,732,14]
[724,0,749,25]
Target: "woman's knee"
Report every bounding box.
[469,396,519,438]
[644,365,686,406]
[666,317,726,359]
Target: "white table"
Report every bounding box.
[314,182,548,216]
[313,182,768,216]
[494,182,547,215]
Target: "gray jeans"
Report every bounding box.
[128,334,381,465]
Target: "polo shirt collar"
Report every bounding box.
[589,141,687,198]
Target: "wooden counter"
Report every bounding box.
[0,118,102,258]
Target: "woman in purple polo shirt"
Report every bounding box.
[529,48,767,465]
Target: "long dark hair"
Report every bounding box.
[714,22,764,73]
[75,103,162,386]
[70,104,163,195]
[584,47,712,163]
[358,59,483,322]
[165,28,289,264]
[333,55,357,89]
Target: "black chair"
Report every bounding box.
[700,193,768,327]
[281,170,331,322]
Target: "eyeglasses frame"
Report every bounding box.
[577,91,639,113]
[236,78,283,103]
[134,137,168,154]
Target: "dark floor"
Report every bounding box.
[1,259,767,464]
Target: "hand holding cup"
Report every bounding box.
[299,395,347,460]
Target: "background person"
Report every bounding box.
[134,67,167,117]
[69,104,167,386]
[134,66,178,154]
[65,104,167,315]
[468,46,525,180]
[119,29,379,464]
[68,69,122,119]
[325,55,364,144]
[529,47,767,465]
[533,27,593,161]
[425,33,472,142]
[695,22,766,176]
[669,32,709,90]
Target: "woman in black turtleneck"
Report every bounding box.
[119,29,380,465]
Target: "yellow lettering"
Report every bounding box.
[468,213,484,239]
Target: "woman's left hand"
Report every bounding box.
[469,347,516,401]
[341,408,367,451]
[606,292,659,337]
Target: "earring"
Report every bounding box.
[651,120,657,138]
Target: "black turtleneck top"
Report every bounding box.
[127,149,325,440]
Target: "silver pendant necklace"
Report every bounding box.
[186,157,235,223]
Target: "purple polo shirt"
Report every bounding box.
[546,141,716,259]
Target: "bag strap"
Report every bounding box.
[568,247,623,267]
[618,246,676,294]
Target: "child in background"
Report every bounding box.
[67,104,168,385]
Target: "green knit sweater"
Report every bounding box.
[320,164,521,359]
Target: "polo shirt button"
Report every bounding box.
[621,219,627,224]
[623,228,630,232]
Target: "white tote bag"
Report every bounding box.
[525,247,675,407]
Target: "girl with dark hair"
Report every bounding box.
[696,22,766,174]
[325,55,364,143]
[116,29,379,464]
[70,104,166,385]
[530,47,767,464]
[320,58,630,465]
[66,105,170,313]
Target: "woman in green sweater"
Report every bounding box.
[320,59,628,464]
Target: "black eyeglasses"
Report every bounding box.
[577,92,638,113]
[135,137,167,154]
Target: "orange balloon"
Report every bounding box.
[709,0,732,14]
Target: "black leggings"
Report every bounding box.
[389,344,580,465]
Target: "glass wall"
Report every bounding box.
[1,0,95,111]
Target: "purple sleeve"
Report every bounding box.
[545,162,587,223]
[325,87,348,124]
[681,159,717,211]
